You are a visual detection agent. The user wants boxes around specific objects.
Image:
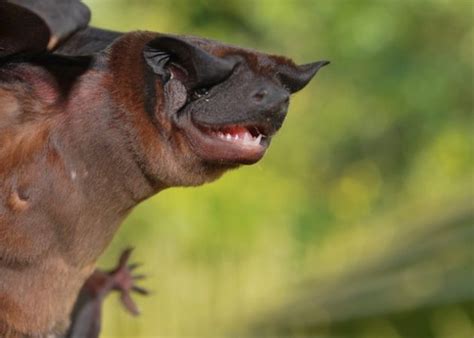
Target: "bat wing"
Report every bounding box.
[0,0,121,59]
[54,26,123,56]
[0,0,91,57]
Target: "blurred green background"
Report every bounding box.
[83,0,473,337]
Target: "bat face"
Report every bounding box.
[118,34,330,186]
[169,56,288,166]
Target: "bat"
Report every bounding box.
[0,0,329,337]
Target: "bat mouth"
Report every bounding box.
[180,117,272,164]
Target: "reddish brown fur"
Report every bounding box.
[0,32,217,336]
[0,30,321,336]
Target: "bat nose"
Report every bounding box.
[251,85,289,131]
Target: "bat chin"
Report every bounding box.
[179,116,273,165]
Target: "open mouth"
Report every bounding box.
[200,124,267,147]
[181,118,273,164]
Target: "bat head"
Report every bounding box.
[144,36,328,165]
[108,33,329,187]
[0,1,329,190]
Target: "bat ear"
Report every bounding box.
[144,36,237,89]
[0,0,90,58]
[277,60,330,93]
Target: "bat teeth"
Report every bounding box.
[206,125,264,148]
[243,132,251,142]
[240,131,263,147]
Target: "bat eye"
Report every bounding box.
[192,87,209,100]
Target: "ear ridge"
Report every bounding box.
[143,47,172,82]
[143,36,236,89]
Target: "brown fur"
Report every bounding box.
[0,31,227,336]
[0,30,324,336]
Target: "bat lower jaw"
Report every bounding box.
[180,118,271,165]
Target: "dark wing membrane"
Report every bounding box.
[0,0,90,58]
[55,27,123,56]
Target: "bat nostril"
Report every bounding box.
[253,89,268,102]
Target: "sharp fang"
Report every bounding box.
[226,134,232,140]
[255,134,263,144]
[243,132,251,142]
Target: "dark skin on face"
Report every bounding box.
[0,1,328,337]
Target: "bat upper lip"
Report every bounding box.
[178,115,274,165]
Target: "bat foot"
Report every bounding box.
[108,247,150,316]
[83,247,149,316]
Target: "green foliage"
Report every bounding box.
[84,0,473,336]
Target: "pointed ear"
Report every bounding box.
[277,60,330,93]
[143,36,237,89]
[0,0,90,58]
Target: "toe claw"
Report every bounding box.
[128,263,142,271]
[132,274,147,280]
[117,247,134,268]
[132,285,150,295]
[121,292,140,316]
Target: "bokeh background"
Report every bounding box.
[83,0,473,337]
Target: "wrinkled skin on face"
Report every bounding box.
[0,29,327,336]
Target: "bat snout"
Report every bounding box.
[250,84,290,132]
[251,85,289,110]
